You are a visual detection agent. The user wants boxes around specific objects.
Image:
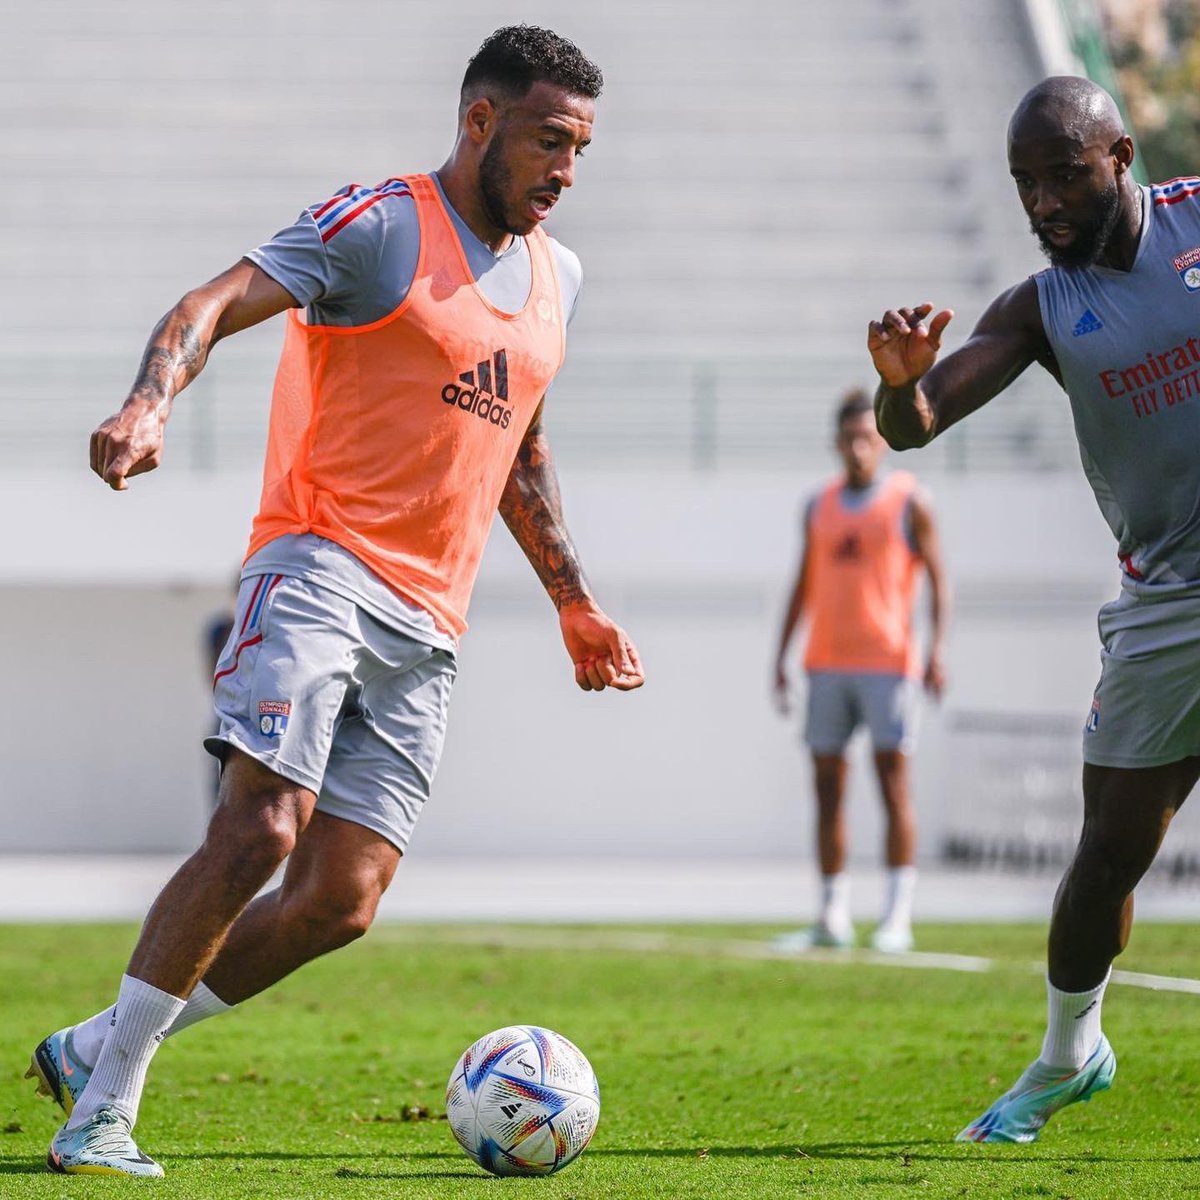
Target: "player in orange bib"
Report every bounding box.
[773,389,949,953]
[33,27,642,1178]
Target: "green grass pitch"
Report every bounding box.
[3,922,1200,1198]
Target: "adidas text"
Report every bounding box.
[441,383,512,429]
[441,348,513,429]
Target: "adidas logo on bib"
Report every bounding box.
[1072,310,1103,337]
[440,348,513,430]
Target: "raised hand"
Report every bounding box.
[868,303,953,388]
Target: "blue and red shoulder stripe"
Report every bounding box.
[1152,176,1200,208]
[309,178,411,243]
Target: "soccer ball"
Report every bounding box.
[445,1025,600,1177]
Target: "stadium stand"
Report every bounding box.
[2,0,1076,472]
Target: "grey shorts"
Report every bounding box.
[204,573,457,851]
[1084,585,1200,769]
[804,670,919,755]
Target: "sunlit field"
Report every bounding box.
[3,923,1200,1198]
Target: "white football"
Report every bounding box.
[445,1025,600,1176]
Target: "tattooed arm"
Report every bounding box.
[499,401,645,692]
[90,260,297,489]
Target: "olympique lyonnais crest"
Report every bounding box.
[1172,246,1200,292]
[1085,696,1101,734]
[258,700,292,737]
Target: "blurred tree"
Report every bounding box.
[1102,0,1200,179]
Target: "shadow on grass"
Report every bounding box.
[26,1139,1187,1171]
[596,1142,1200,1166]
[7,1136,1198,1177]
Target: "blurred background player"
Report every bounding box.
[29,25,642,1178]
[773,389,949,953]
[872,76,1200,1143]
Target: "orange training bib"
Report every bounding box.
[246,174,566,639]
[802,471,921,676]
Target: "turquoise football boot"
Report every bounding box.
[773,918,856,952]
[47,1108,163,1177]
[26,1027,91,1116]
[956,1035,1116,1143]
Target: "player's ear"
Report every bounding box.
[462,95,498,147]
[1111,135,1135,175]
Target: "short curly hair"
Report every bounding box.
[461,25,603,105]
[835,388,873,430]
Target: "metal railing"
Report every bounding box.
[2,347,1081,475]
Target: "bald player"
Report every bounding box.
[871,76,1200,1142]
[28,26,642,1177]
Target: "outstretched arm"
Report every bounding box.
[909,489,950,699]
[91,260,298,489]
[771,512,811,715]
[499,401,644,693]
[869,280,1054,450]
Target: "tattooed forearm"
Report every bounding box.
[127,307,212,412]
[499,416,592,611]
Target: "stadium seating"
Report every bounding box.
[2,0,1075,472]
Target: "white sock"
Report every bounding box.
[69,982,233,1069]
[880,866,917,930]
[67,975,186,1130]
[819,873,850,930]
[71,1003,116,1070]
[164,981,232,1038]
[1039,970,1110,1070]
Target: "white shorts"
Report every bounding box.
[1085,584,1200,769]
[204,573,457,851]
[804,670,919,756]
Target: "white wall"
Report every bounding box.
[5,465,1169,863]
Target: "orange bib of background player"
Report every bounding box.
[803,471,921,676]
[247,173,565,639]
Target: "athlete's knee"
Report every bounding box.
[812,755,845,794]
[815,789,844,820]
[287,878,383,951]
[322,897,378,949]
[1070,828,1156,900]
[207,769,311,876]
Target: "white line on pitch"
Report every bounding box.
[380,926,991,973]
[379,925,1200,993]
[1110,968,1200,995]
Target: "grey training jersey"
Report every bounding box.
[1036,180,1200,587]
[246,171,583,326]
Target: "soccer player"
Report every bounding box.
[773,389,948,953]
[30,26,643,1177]
[870,76,1200,1142]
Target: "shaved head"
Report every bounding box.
[1009,76,1125,151]
[1006,76,1138,270]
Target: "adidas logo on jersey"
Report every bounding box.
[1072,309,1104,337]
[833,532,863,561]
[441,348,513,429]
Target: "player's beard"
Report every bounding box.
[479,131,527,237]
[1032,179,1122,269]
